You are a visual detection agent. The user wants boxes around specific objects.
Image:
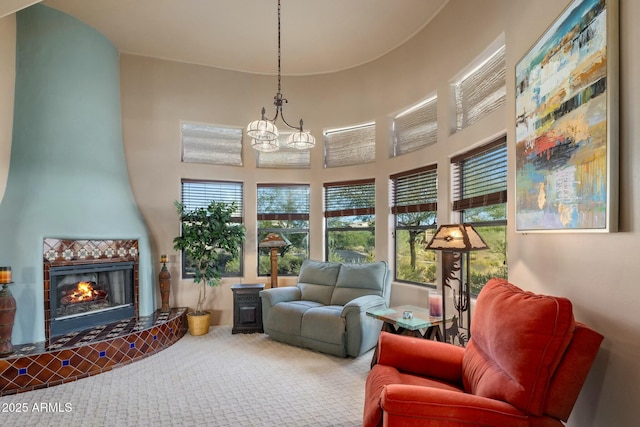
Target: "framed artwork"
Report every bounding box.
[515,0,618,232]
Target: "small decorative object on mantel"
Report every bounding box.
[0,266,16,356]
[159,255,171,313]
[259,233,290,288]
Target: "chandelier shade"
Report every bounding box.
[247,109,279,142]
[247,0,314,153]
[251,137,280,153]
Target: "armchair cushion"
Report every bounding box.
[463,279,575,416]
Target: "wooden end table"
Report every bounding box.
[367,304,449,367]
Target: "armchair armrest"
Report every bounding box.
[341,295,387,317]
[377,332,464,384]
[382,385,529,427]
[259,286,301,306]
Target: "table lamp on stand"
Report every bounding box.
[425,224,489,346]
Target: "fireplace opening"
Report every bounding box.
[50,261,135,337]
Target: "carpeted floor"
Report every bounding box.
[0,326,372,426]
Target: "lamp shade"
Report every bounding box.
[251,138,280,153]
[247,119,279,142]
[259,233,289,248]
[425,224,489,252]
[287,131,316,150]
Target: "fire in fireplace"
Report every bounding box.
[49,261,135,337]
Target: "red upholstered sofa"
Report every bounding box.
[363,279,604,427]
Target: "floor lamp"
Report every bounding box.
[259,233,289,288]
[425,224,489,346]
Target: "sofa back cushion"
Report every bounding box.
[297,259,341,305]
[330,261,390,306]
[462,279,575,416]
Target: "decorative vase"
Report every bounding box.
[0,283,16,356]
[187,311,211,336]
[159,256,171,312]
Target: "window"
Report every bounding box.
[180,180,244,278]
[324,179,375,263]
[324,122,376,168]
[453,44,506,132]
[392,96,437,157]
[181,122,243,166]
[256,133,310,169]
[257,184,310,276]
[391,165,438,285]
[451,136,507,295]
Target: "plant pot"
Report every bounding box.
[187,311,211,336]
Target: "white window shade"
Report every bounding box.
[181,122,243,166]
[256,133,310,169]
[393,97,437,157]
[454,45,506,132]
[324,122,375,168]
[181,180,243,218]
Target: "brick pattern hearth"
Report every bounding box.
[0,308,187,396]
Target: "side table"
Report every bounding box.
[231,283,265,334]
[366,304,450,368]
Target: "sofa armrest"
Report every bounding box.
[380,385,529,427]
[341,294,387,316]
[259,286,301,306]
[377,332,464,384]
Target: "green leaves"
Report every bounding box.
[173,200,246,313]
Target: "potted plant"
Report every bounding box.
[173,200,246,335]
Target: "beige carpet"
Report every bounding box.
[1,326,372,426]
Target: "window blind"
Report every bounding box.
[181,122,243,166]
[393,97,438,157]
[324,179,375,217]
[256,133,311,169]
[454,45,506,131]
[324,122,375,168]
[181,180,243,218]
[257,184,310,220]
[451,136,507,211]
[391,165,438,214]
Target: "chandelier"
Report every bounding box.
[246,0,315,152]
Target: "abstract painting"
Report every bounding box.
[515,0,618,232]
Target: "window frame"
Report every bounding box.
[179,179,244,279]
[256,184,310,276]
[391,165,438,286]
[451,136,508,296]
[324,179,376,263]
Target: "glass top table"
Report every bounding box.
[367,305,450,367]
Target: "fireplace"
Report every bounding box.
[49,261,135,337]
[43,239,139,343]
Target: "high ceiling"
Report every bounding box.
[3,0,450,76]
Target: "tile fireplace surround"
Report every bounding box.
[0,238,188,396]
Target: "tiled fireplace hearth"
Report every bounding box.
[0,239,188,396]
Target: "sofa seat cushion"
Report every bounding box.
[269,300,324,336]
[301,305,345,345]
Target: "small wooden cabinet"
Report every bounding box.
[231,283,265,334]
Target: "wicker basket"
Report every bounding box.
[187,311,211,336]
